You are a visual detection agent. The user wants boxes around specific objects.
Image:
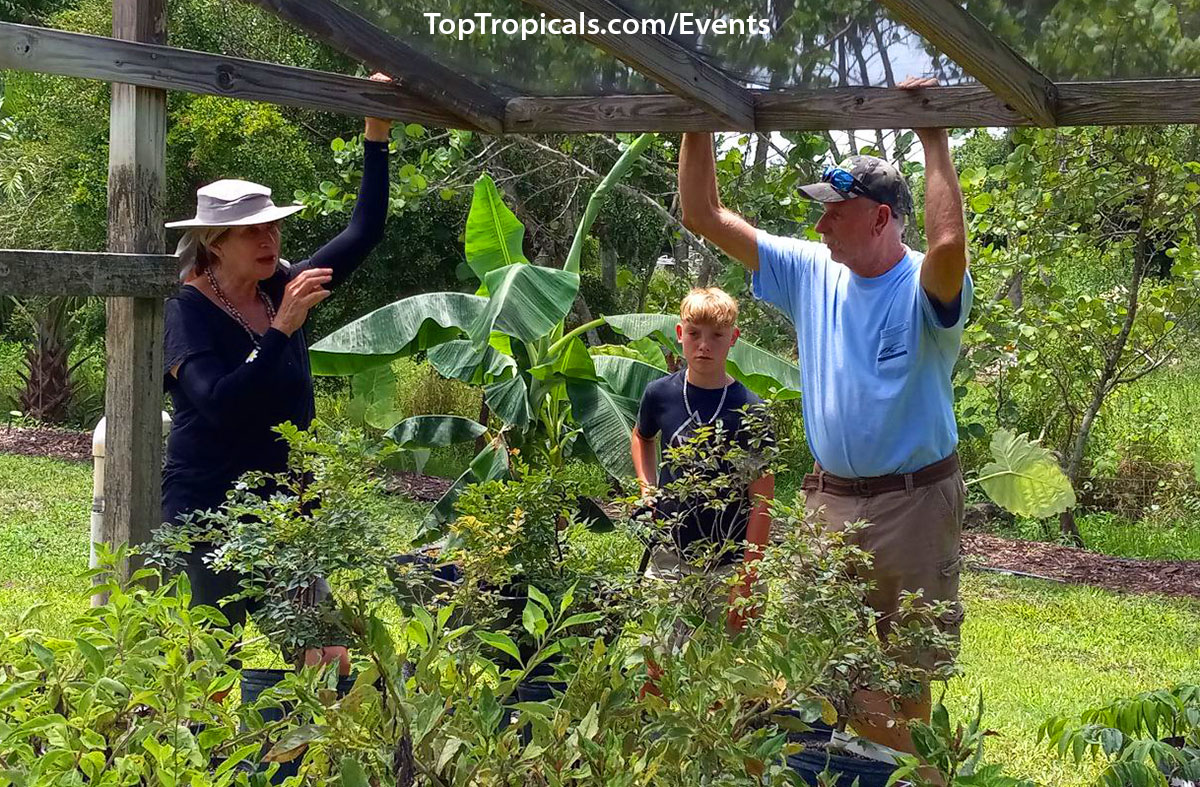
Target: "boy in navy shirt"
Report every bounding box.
[632,288,774,631]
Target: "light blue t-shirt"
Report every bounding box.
[753,231,973,478]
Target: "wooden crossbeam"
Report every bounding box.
[240,0,506,133]
[518,0,755,129]
[505,85,1025,132]
[507,81,1200,132]
[876,0,1058,126]
[0,250,179,297]
[0,25,1195,133]
[0,22,463,127]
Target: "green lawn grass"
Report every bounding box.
[2,452,1198,786]
[946,573,1200,786]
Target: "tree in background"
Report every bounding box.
[957,126,1200,543]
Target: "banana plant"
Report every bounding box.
[310,134,801,541]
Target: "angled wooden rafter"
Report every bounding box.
[240,0,507,133]
[519,0,755,130]
[876,0,1059,127]
[0,22,462,127]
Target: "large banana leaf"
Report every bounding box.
[592,355,667,400]
[464,174,528,283]
[977,430,1076,518]
[604,313,801,399]
[529,336,599,383]
[418,437,510,545]
[564,134,655,275]
[567,356,666,479]
[385,415,487,450]
[727,341,801,400]
[566,380,642,479]
[310,292,486,376]
[470,264,580,345]
[604,313,680,350]
[427,339,516,383]
[484,373,532,428]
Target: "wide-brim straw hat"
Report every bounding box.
[165,178,304,229]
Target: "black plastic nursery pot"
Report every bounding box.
[241,668,357,784]
[786,728,899,787]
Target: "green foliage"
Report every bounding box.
[311,140,796,542]
[166,96,317,213]
[975,430,1077,519]
[147,423,407,663]
[448,458,613,613]
[954,126,1200,540]
[1039,684,1200,786]
[888,695,1036,787]
[0,550,274,786]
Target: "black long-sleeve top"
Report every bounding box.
[161,140,389,527]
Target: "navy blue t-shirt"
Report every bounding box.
[161,140,389,527]
[636,369,764,559]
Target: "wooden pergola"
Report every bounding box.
[0,0,1193,552]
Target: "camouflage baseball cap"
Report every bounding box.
[798,155,914,219]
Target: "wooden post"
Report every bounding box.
[101,0,166,571]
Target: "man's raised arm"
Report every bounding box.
[679,132,761,271]
[900,78,968,307]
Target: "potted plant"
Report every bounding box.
[147,422,407,782]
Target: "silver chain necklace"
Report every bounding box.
[205,267,276,348]
[682,372,730,427]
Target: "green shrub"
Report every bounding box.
[1039,684,1200,786]
[0,550,274,786]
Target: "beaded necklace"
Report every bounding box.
[205,266,276,348]
[682,372,730,427]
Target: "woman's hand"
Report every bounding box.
[272,267,333,336]
[365,72,394,142]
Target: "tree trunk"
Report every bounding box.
[600,241,617,292]
[1059,169,1157,544]
[16,298,78,424]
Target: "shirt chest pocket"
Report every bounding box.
[875,322,911,375]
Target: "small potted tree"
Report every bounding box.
[147,422,407,781]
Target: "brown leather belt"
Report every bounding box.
[801,453,960,497]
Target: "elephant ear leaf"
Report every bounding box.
[977,430,1076,518]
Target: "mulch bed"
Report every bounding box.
[3,428,1197,600]
[0,425,92,463]
[963,532,1200,600]
[381,470,454,502]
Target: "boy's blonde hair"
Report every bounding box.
[679,287,738,328]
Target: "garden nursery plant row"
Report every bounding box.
[1,421,1197,787]
[2,138,1197,787]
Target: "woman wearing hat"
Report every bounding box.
[161,74,393,671]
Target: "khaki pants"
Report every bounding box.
[802,468,965,666]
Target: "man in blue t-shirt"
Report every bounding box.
[676,77,971,753]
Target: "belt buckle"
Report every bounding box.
[853,479,871,496]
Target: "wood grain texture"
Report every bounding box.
[1056,81,1200,125]
[518,0,755,129]
[0,22,462,127]
[0,250,178,296]
[506,85,1026,132]
[103,0,167,564]
[877,0,1058,126]
[240,0,506,133]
